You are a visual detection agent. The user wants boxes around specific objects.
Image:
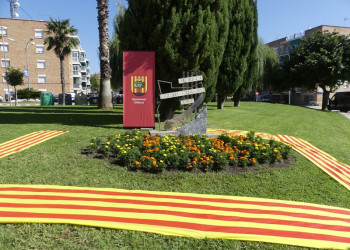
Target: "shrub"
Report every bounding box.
[17,88,41,100]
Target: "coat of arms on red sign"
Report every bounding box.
[131,76,147,96]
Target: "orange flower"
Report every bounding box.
[135,161,140,166]
[152,160,157,166]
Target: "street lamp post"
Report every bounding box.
[8,37,35,90]
[0,26,12,105]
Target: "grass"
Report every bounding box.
[0,102,349,249]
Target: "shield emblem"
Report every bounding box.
[131,76,148,96]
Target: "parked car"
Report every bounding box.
[328,92,350,112]
[87,93,99,105]
[257,95,271,102]
[113,94,123,104]
[67,92,76,102]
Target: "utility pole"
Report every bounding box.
[0,28,11,105]
[8,37,35,90]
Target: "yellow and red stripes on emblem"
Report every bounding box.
[131,76,147,94]
[207,129,350,192]
[0,130,68,159]
[0,184,349,249]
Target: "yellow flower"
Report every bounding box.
[160,160,164,163]
[163,154,167,157]
[106,141,110,145]
[93,137,96,140]
[90,143,94,145]
[105,145,109,149]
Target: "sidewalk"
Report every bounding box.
[0,102,40,106]
[305,105,350,119]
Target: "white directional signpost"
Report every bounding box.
[159,87,205,100]
[155,73,207,135]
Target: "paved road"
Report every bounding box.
[306,106,350,120]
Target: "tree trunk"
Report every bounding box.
[60,56,66,106]
[234,100,240,107]
[217,93,225,109]
[97,0,113,109]
[15,86,17,106]
[321,87,330,111]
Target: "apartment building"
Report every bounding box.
[0,18,91,99]
[266,25,350,106]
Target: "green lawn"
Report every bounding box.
[0,102,349,249]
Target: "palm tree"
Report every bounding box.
[44,18,79,105]
[97,0,113,109]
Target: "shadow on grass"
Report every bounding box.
[0,105,123,128]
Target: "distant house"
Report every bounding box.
[0,18,91,98]
[266,25,350,106]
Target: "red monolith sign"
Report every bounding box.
[123,51,155,128]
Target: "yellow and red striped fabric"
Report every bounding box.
[0,130,68,159]
[0,184,349,249]
[207,129,350,192]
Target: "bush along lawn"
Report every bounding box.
[86,129,291,173]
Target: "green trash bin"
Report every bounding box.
[40,92,54,106]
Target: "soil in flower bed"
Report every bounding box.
[82,148,296,175]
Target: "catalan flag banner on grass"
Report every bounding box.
[0,184,349,249]
[0,130,68,159]
[207,129,350,192]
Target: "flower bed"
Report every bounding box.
[87,130,291,173]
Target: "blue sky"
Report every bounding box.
[1,0,350,74]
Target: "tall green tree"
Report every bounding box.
[116,0,230,118]
[232,0,258,107]
[286,31,350,110]
[97,0,113,109]
[216,0,258,109]
[4,67,24,106]
[90,74,100,92]
[45,18,79,106]
[255,39,279,92]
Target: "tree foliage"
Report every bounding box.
[45,18,79,106]
[90,74,100,92]
[4,67,24,88]
[4,67,24,106]
[232,0,258,107]
[281,31,350,110]
[115,0,230,117]
[216,0,258,108]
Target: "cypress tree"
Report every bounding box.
[232,0,258,107]
[216,0,258,108]
[116,0,230,118]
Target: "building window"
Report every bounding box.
[73,65,80,75]
[35,29,44,39]
[2,73,6,83]
[80,52,86,61]
[37,60,45,69]
[38,75,46,83]
[72,51,79,63]
[0,26,7,36]
[36,45,44,54]
[1,59,10,68]
[0,43,9,52]
[344,81,349,89]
